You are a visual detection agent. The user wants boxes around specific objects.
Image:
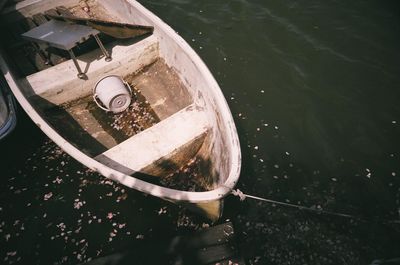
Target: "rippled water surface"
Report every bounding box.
[1,0,400,264]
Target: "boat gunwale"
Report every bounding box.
[0,79,17,140]
[125,0,241,189]
[0,0,241,203]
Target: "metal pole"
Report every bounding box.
[68,49,86,79]
[93,34,112,62]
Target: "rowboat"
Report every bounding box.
[0,75,17,140]
[0,0,241,220]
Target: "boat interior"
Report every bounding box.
[0,0,225,192]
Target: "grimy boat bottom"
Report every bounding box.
[37,59,216,192]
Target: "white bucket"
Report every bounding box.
[93,75,132,113]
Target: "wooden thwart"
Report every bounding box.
[95,105,209,176]
[21,34,159,105]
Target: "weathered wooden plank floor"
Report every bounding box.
[81,222,245,265]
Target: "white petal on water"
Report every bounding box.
[43,192,53,200]
[57,223,66,231]
[107,213,114,219]
[74,201,83,209]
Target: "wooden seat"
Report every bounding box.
[21,19,110,78]
[95,105,209,175]
[20,34,159,106]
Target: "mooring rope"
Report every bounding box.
[231,189,400,224]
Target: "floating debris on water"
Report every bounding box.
[135,234,145,240]
[43,192,53,200]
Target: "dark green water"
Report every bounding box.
[1,0,400,264]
